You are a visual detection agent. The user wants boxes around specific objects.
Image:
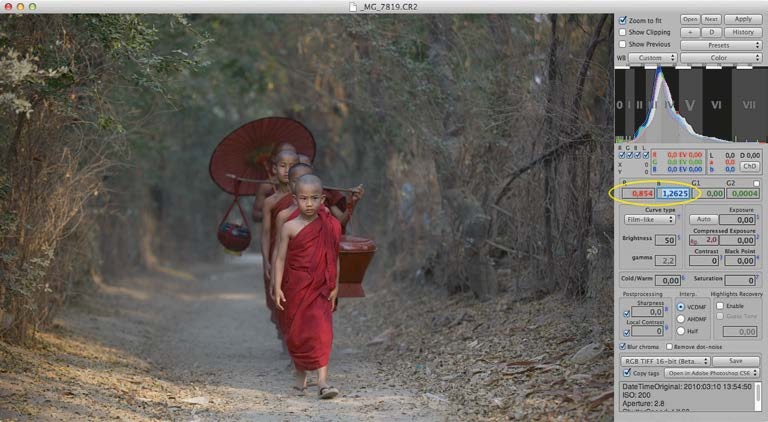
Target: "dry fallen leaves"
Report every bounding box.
[338,281,613,421]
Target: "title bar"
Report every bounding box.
[4,0,768,14]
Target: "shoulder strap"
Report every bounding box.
[219,180,251,230]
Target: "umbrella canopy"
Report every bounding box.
[209,117,316,196]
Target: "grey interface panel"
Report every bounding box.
[614,11,766,67]
[614,144,766,419]
[613,9,767,420]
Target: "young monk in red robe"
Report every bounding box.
[261,149,298,325]
[252,143,297,223]
[270,163,362,376]
[289,153,362,224]
[272,163,364,269]
[273,174,342,399]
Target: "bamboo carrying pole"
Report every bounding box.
[225,173,358,193]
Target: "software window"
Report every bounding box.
[613,5,766,421]
[1,0,766,421]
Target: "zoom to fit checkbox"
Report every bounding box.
[618,16,627,24]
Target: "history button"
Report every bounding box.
[725,27,762,38]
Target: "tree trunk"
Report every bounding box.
[541,14,559,289]
[564,14,608,296]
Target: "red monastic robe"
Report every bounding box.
[265,193,295,316]
[286,207,300,222]
[278,208,341,371]
[284,206,342,311]
[323,189,347,212]
[323,189,349,234]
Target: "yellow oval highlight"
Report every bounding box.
[608,179,702,207]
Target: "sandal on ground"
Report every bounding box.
[318,386,339,400]
[292,386,307,396]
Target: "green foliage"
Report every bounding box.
[0,14,211,342]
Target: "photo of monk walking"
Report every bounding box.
[1,13,615,421]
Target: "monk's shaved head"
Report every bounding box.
[274,150,298,163]
[289,163,313,179]
[297,153,312,165]
[272,143,297,165]
[295,174,323,192]
[275,142,296,153]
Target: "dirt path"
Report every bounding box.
[0,255,451,421]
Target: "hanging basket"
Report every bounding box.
[217,194,251,255]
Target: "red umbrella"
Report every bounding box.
[209,117,316,196]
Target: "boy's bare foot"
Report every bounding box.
[318,385,339,400]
